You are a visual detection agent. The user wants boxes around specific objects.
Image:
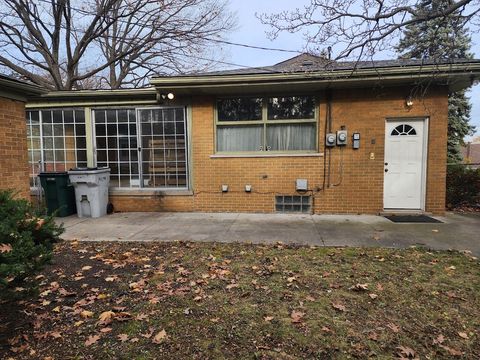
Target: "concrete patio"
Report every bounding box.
[56,212,480,255]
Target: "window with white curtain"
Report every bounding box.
[216,96,317,153]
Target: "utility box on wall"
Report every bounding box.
[296,179,308,191]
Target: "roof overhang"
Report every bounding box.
[26,87,158,108]
[150,63,480,95]
[0,76,45,102]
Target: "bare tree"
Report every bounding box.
[259,0,480,60]
[0,0,235,89]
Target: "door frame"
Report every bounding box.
[384,117,429,211]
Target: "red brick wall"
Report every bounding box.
[0,97,30,198]
[110,86,448,214]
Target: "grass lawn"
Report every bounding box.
[1,241,479,359]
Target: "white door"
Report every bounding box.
[384,119,427,210]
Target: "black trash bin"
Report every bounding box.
[38,172,77,217]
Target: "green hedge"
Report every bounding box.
[0,190,63,291]
[446,165,480,208]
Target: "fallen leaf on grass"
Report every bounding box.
[387,323,400,333]
[457,331,468,339]
[226,283,239,290]
[332,302,346,312]
[349,283,369,291]
[49,331,62,339]
[152,329,167,344]
[396,345,417,359]
[433,334,445,345]
[58,288,76,297]
[439,345,463,356]
[81,266,92,271]
[98,311,115,325]
[117,334,129,342]
[0,244,13,253]
[80,310,94,318]
[290,310,305,323]
[85,335,101,346]
[264,316,274,322]
[99,327,112,333]
[369,293,378,300]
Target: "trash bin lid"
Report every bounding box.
[68,167,110,175]
[39,172,69,176]
[70,167,101,171]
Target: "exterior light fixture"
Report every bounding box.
[159,92,175,101]
[405,96,413,107]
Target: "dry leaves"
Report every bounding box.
[387,323,400,333]
[80,310,94,318]
[85,335,100,346]
[439,345,463,356]
[98,310,116,325]
[349,283,369,291]
[332,302,346,312]
[396,345,417,359]
[152,329,168,344]
[290,310,305,323]
[117,334,129,342]
[0,243,13,253]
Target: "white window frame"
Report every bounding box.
[26,109,87,189]
[91,106,189,191]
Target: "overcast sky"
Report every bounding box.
[222,0,480,139]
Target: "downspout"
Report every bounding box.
[326,90,333,188]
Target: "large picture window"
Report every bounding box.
[26,109,87,187]
[93,107,188,189]
[216,96,317,153]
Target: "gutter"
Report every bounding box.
[150,63,480,87]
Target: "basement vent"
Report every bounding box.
[275,195,311,213]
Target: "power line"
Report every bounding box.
[31,0,302,55]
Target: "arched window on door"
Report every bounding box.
[391,124,417,136]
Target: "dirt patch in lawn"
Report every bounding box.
[1,241,479,359]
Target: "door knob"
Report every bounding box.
[385,169,388,172]
[384,162,388,165]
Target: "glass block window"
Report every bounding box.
[216,95,317,153]
[26,109,87,187]
[275,195,312,213]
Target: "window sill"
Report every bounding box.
[210,153,324,159]
[109,189,193,197]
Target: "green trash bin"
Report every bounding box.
[38,172,77,217]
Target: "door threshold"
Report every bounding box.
[380,209,429,216]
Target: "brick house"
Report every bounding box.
[25,54,480,214]
[0,74,44,198]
